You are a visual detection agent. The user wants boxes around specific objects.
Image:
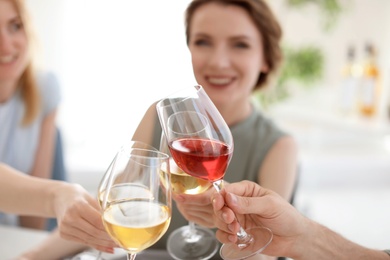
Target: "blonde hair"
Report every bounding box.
[12,0,40,126]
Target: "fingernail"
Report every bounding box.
[222,212,228,222]
[227,192,237,206]
[228,234,236,243]
[227,223,235,232]
[174,194,185,202]
[104,247,115,254]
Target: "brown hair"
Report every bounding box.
[12,0,40,126]
[185,0,283,91]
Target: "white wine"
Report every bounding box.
[162,158,211,195]
[103,199,171,254]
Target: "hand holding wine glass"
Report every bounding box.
[160,133,218,260]
[96,141,158,259]
[100,147,171,260]
[156,85,273,260]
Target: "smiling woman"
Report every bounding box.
[131,1,299,260]
[0,0,62,231]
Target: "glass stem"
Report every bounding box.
[185,221,202,243]
[188,221,197,234]
[212,180,253,248]
[127,253,136,260]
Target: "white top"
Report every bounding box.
[0,71,61,173]
[0,71,61,226]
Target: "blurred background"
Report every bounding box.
[27,0,390,251]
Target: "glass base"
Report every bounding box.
[220,227,273,260]
[167,225,219,260]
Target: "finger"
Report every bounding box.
[215,229,237,244]
[212,195,236,224]
[225,191,274,217]
[211,192,224,211]
[174,192,212,205]
[61,230,115,253]
[179,205,212,215]
[178,207,215,227]
[60,223,116,248]
[64,200,106,231]
[60,207,114,246]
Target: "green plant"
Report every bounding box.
[255,0,343,108]
[256,45,324,108]
[279,45,324,87]
[286,0,343,31]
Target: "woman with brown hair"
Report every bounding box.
[0,0,62,230]
[133,0,298,259]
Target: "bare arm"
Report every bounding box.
[19,110,57,229]
[258,136,298,201]
[298,220,389,260]
[131,102,158,145]
[0,163,116,253]
[30,110,57,179]
[212,181,389,260]
[0,163,59,216]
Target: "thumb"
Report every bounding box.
[225,192,268,216]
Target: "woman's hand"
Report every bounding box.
[52,183,116,253]
[173,187,217,228]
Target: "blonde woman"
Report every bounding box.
[0,0,61,230]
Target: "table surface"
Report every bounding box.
[0,224,173,259]
[0,224,50,259]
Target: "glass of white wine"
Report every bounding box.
[97,141,158,206]
[96,141,158,259]
[160,133,219,260]
[100,147,171,260]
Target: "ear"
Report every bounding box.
[260,57,269,73]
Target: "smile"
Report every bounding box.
[207,77,234,85]
[0,55,16,64]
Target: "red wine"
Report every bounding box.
[169,138,232,182]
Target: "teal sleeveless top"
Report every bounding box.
[150,104,287,254]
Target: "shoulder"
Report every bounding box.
[142,101,159,123]
[132,101,160,145]
[37,71,60,89]
[252,108,287,138]
[36,71,61,114]
[36,71,61,97]
[271,135,298,155]
[252,108,297,151]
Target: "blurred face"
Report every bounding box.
[0,0,29,85]
[188,3,267,108]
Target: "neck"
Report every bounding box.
[217,101,252,127]
[0,80,18,103]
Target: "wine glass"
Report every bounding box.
[156,85,273,260]
[96,141,158,259]
[97,141,158,206]
[100,147,172,260]
[160,133,219,260]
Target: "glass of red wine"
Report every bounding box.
[156,85,273,260]
[160,130,218,260]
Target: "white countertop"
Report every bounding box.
[0,224,49,259]
[0,225,173,260]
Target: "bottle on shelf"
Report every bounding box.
[339,45,360,115]
[357,43,380,117]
